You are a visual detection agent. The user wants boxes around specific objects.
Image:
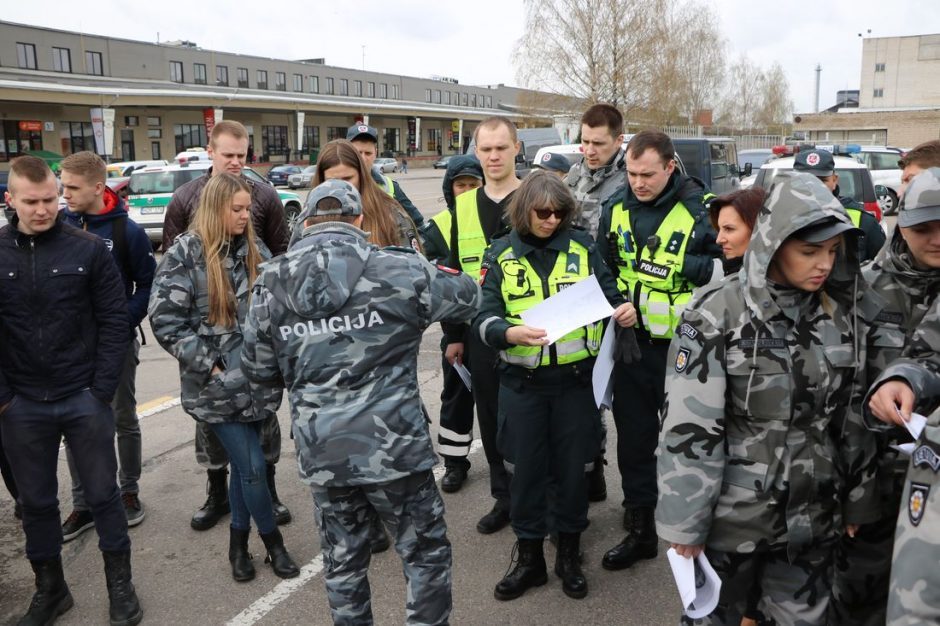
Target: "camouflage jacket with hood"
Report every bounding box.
[241,222,481,487]
[565,147,626,239]
[656,172,892,557]
[149,231,281,424]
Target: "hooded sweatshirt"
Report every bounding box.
[240,222,480,486]
[655,172,888,557]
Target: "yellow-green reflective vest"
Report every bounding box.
[381,175,395,196]
[430,209,453,252]
[453,191,488,280]
[497,239,602,368]
[845,207,862,227]
[608,201,696,339]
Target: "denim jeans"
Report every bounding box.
[1,389,130,560]
[208,420,275,534]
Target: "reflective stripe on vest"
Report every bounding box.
[454,191,488,281]
[382,175,395,196]
[845,207,862,228]
[608,201,695,339]
[498,240,603,368]
[430,210,453,252]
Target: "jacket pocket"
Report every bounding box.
[47,264,91,303]
[725,348,790,419]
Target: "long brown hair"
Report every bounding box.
[313,140,402,247]
[191,173,262,327]
[506,169,577,235]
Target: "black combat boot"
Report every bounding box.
[229,526,255,582]
[494,538,548,601]
[102,550,143,626]
[555,532,588,599]
[601,506,658,571]
[259,528,300,579]
[191,468,230,531]
[586,455,607,502]
[17,557,73,625]
[266,464,292,525]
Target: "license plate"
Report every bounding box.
[140,207,164,215]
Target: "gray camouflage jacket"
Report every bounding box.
[241,222,481,487]
[656,172,889,557]
[565,148,626,239]
[149,232,281,424]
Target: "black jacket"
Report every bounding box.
[0,218,129,405]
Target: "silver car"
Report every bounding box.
[288,165,317,189]
[375,158,399,173]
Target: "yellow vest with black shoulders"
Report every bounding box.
[452,190,488,280]
[497,237,602,368]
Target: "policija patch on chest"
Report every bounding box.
[909,482,930,526]
[637,260,670,279]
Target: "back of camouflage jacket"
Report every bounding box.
[656,172,890,557]
[149,232,281,424]
[241,222,481,487]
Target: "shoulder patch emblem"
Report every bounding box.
[675,348,691,373]
[909,482,930,526]
[912,445,940,473]
[678,323,698,340]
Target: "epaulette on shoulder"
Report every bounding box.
[382,245,418,255]
[568,228,596,247]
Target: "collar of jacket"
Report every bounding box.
[12,213,64,247]
[570,148,625,184]
[873,227,940,295]
[624,169,683,212]
[296,221,369,248]
[509,226,570,258]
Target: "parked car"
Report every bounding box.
[374,158,399,173]
[126,162,303,248]
[672,138,742,195]
[288,165,317,189]
[267,165,302,187]
[107,160,169,178]
[173,148,210,164]
[854,146,904,215]
[107,177,130,202]
[737,149,773,172]
[432,155,454,170]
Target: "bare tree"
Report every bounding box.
[754,62,793,128]
[716,55,764,130]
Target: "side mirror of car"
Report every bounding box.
[743,163,752,177]
[874,184,889,196]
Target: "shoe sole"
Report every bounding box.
[493,574,548,601]
[554,566,588,599]
[274,512,292,526]
[441,482,464,494]
[190,511,229,531]
[62,520,95,542]
[126,512,146,528]
[110,605,143,626]
[600,549,658,571]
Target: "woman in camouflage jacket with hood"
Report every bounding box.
[655,171,896,625]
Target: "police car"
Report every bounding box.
[127,162,303,249]
[754,144,884,222]
[853,146,905,215]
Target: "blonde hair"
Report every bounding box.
[191,173,262,327]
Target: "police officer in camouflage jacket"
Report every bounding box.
[241,180,481,625]
[657,172,893,625]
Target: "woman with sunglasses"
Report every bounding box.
[472,170,638,601]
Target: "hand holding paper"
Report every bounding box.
[519,275,614,344]
[666,548,722,619]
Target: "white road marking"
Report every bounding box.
[226,438,484,625]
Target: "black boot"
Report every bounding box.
[102,550,143,626]
[229,526,255,582]
[191,468,230,531]
[586,456,607,502]
[369,515,391,554]
[17,557,73,625]
[601,506,658,571]
[494,538,548,601]
[555,532,587,599]
[266,464,292,525]
[259,528,300,579]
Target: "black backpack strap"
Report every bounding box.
[111,215,147,345]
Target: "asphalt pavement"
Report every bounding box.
[0,170,681,625]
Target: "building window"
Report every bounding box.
[309,76,319,93]
[85,51,103,75]
[434,90,442,104]
[275,72,286,91]
[293,74,303,92]
[65,121,95,154]
[147,129,162,139]
[194,63,207,85]
[383,127,400,152]
[326,126,346,141]
[367,82,375,98]
[339,79,348,96]
[453,91,459,105]
[170,61,184,83]
[425,89,432,103]
[237,67,249,88]
[147,116,161,127]
[302,126,320,152]
[151,142,161,159]
[353,80,362,97]
[216,65,229,86]
[17,43,37,69]
[378,83,387,99]
[262,125,289,158]
[471,94,477,107]
[427,128,442,153]
[391,84,399,99]
[257,70,268,89]
[875,62,886,72]
[443,91,451,105]
[461,92,468,106]
[873,88,884,98]
[325,77,334,94]
[486,96,492,108]
[174,124,207,153]
[52,47,71,73]
[125,116,139,127]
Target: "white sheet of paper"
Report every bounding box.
[666,548,696,608]
[453,362,472,392]
[666,548,722,619]
[892,443,916,456]
[519,275,614,344]
[904,412,928,441]
[592,322,616,409]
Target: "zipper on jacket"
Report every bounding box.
[29,237,49,401]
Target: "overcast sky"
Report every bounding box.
[5,1,940,115]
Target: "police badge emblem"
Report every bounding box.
[909,483,930,526]
[806,152,821,167]
[675,348,691,373]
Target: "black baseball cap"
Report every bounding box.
[346,123,378,143]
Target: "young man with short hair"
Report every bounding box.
[566,103,626,238]
[0,156,142,626]
[59,151,156,539]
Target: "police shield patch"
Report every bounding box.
[909,482,930,526]
[675,348,691,373]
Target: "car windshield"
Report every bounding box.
[302,166,316,174]
[738,150,772,169]
[128,170,203,195]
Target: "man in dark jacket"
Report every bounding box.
[161,119,292,531]
[59,151,156,539]
[0,155,142,626]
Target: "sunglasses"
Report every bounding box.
[531,208,568,220]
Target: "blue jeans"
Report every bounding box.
[208,421,275,534]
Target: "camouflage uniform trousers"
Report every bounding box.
[311,470,452,626]
[194,412,281,469]
[681,541,834,626]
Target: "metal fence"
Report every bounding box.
[640,125,785,150]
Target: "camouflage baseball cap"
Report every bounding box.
[793,149,835,177]
[304,179,363,217]
[793,217,860,243]
[898,166,940,227]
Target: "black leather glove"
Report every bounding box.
[612,324,642,364]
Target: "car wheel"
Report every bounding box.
[878,189,899,215]
[285,202,302,231]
